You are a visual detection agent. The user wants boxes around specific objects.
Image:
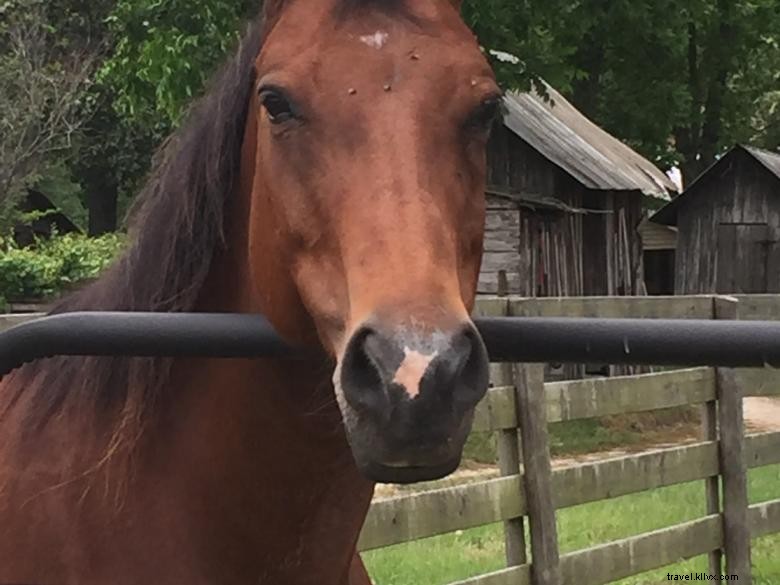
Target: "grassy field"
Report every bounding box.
[364,463,780,585]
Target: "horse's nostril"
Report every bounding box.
[458,325,490,391]
[424,324,489,408]
[344,329,380,387]
[340,327,394,418]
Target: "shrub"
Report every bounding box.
[0,246,61,299]
[0,233,125,301]
[37,233,125,289]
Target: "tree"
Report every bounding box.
[8,0,777,234]
[45,0,129,236]
[552,0,780,184]
[462,0,583,94]
[0,0,98,232]
[466,0,780,185]
[66,0,257,234]
[671,0,780,182]
[98,0,258,130]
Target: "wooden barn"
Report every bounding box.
[479,84,677,296]
[13,190,81,247]
[652,145,780,294]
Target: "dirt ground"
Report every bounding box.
[744,396,780,433]
[373,396,780,500]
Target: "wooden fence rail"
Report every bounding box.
[358,432,780,551]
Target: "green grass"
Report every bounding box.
[364,464,780,585]
[463,421,640,465]
[464,406,700,464]
[548,419,640,457]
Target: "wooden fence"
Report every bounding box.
[358,295,780,585]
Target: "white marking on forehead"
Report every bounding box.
[393,347,437,399]
[360,30,389,49]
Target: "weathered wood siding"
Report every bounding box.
[599,191,645,296]
[639,220,677,251]
[481,195,522,294]
[675,150,780,294]
[479,127,645,297]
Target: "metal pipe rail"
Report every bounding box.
[2,312,780,378]
[0,313,294,377]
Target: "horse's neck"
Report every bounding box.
[146,136,374,580]
[151,268,372,582]
[158,353,371,568]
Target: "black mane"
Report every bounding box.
[7,17,265,432]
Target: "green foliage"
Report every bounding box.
[0,246,61,300]
[38,233,124,288]
[0,233,124,300]
[5,0,780,228]
[33,159,89,230]
[462,0,582,93]
[0,0,98,233]
[557,0,780,178]
[98,0,256,129]
[466,0,780,180]
[61,0,258,232]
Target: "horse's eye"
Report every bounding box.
[468,97,503,132]
[259,89,295,124]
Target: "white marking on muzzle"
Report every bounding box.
[393,348,437,399]
[360,31,389,49]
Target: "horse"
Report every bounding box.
[0,0,500,583]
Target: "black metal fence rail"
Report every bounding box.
[2,312,780,377]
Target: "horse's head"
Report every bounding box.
[252,0,498,483]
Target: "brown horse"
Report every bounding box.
[0,1,500,583]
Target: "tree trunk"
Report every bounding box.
[674,2,737,189]
[570,9,608,121]
[86,175,118,236]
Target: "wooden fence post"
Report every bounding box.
[514,362,561,585]
[476,274,527,568]
[702,297,724,575]
[714,296,752,583]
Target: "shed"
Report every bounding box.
[639,219,677,295]
[13,190,81,247]
[479,84,677,297]
[652,145,780,294]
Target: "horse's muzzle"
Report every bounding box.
[336,318,490,484]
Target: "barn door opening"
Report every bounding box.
[716,223,769,293]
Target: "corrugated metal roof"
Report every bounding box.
[651,144,780,226]
[502,84,677,199]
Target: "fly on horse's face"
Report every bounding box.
[253,0,498,483]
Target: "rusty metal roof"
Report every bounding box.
[651,144,780,226]
[502,84,677,200]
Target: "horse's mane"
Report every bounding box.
[4,17,266,441]
[3,0,416,446]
